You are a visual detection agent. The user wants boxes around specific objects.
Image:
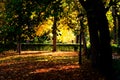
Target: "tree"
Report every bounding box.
[118,15,120,52]
[0,0,17,51]
[52,1,61,52]
[112,0,117,44]
[79,0,112,79]
[34,0,60,51]
[117,1,120,52]
[4,0,40,54]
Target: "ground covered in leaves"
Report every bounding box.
[0,51,105,80]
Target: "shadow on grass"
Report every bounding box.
[0,54,105,80]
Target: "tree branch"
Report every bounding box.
[105,0,120,13]
[105,0,114,13]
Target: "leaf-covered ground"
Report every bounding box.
[0,51,105,80]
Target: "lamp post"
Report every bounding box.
[78,13,84,65]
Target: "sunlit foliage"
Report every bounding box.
[106,10,114,31]
[57,23,75,43]
[35,17,53,36]
[35,0,80,43]
[1,0,119,44]
[35,17,76,43]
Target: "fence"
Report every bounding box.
[20,43,82,51]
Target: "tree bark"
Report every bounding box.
[80,16,87,56]
[118,15,120,52]
[52,16,57,52]
[17,42,21,55]
[74,35,79,51]
[79,0,112,79]
[17,34,21,55]
[112,4,117,44]
[79,29,82,65]
[82,32,87,56]
[52,2,60,52]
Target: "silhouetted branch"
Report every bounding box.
[79,0,87,9]
[105,0,119,13]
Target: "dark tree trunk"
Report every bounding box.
[17,42,21,54]
[82,32,87,56]
[17,34,21,55]
[112,5,117,44]
[118,15,120,52]
[79,0,112,79]
[52,2,60,52]
[79,17,84,64]
[74,35,79,51]
[52,16,57,52]
[80,16,87,56]
[79,29,82,65]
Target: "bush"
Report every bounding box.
[0,42,16,53]
[111,44,120,54]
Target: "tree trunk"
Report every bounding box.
[17,42,21,54]
[52,16,57,52]
[112,5,117,44]
[74,35,79,51]
[79,17,85,64]
[79,30,82,65]
[82,32,87,56]
[79,0,112,79]
[80,16,87,56]
[17,34,21,54]
[118,15,120,52]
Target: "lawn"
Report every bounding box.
[0,51,106,80]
